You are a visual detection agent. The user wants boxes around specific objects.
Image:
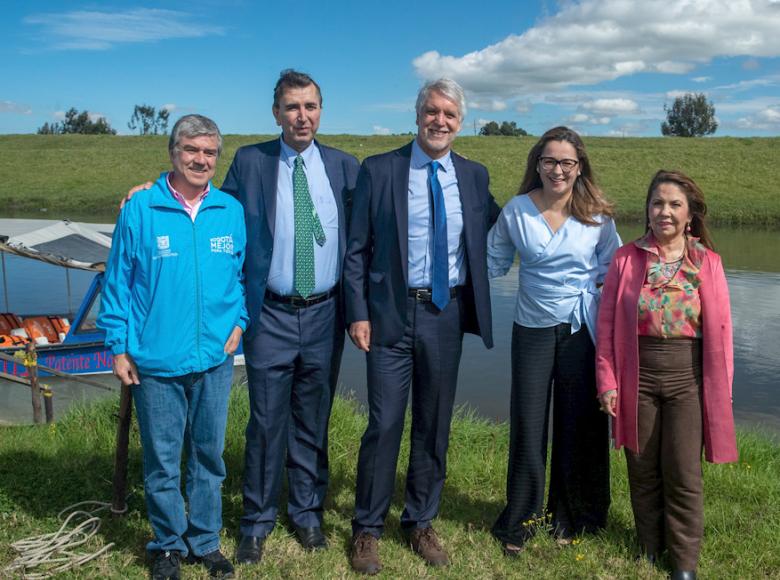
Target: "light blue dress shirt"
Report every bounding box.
[487,193,621,342]
[267,138,339,296]
[407,140,465,288]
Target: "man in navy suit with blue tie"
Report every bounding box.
[344,78,500,574]
[223,70,360,564]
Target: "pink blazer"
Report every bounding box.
[596,238,738,463]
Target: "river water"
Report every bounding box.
[1,223,779,434]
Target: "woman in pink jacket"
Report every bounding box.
[596,170,737,580]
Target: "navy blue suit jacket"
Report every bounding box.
[221,138,360,337]
[344,142,500,348]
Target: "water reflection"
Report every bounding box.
[336,266,780,434]
[1,224,779,433]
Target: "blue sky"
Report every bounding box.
[2,0,780,137]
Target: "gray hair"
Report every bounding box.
[168,114,223,157]
[415,78,467,120]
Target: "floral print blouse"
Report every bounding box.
[636,233,705,338]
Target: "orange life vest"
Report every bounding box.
[23,316,68,345]
[0,334,28,348]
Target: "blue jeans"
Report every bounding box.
[133,356,233,556]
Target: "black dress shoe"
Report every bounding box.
[151,550,182,580]
[186,550,235,578]
[671,571,696,580]
[293,525,328,550]
[235,535,264,565]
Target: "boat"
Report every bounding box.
[0,219,244,378]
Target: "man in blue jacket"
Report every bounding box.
[99,114,247,580]
[121,71,360,565]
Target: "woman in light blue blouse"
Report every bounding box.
[488,126,621,555]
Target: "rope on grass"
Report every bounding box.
[3,500,115,579]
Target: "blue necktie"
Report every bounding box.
[430,160,449,311]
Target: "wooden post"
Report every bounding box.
[111,381,133,516]
[27,342,42,425]
[42,386,54,423]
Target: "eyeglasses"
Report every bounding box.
[539,157,579,173]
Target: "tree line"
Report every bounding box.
[37,93,718,138]
[37,104,170,135]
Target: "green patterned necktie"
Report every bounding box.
[293,154,326,298]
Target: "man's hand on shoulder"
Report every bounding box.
[113,353,140,386]
[120,181,154,209]
[349,321,371,352]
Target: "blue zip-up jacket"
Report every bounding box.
[98,173,249,376]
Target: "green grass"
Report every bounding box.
[1,389,778,578]
[1,134,779,225]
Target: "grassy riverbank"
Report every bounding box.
[1,389,778,578]
[1,134,779,225]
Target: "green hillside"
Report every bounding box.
[1,134,778,225]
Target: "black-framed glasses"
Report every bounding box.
[539,157,578,173]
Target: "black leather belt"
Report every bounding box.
[264,287,338,308]
[408,287,460,302]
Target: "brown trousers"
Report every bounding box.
[625,336,703,571]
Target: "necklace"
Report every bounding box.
[660,254,684,279]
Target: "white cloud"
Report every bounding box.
[475,118,491,128]
[0,100,31,114]
[581,98,640,116]
[712,77,775,92]
[468,98,507,112]
[545,94,589,104]
[665,90,690,99]
[607,121,652,136]
[758,107,780,122]
[738,105,780,129]
[568,113,612,125]
[714,95,780,114]
[372,125,391,135]
[24,9,224,51]
[692,76,712,83]
[735,117,765,129]
[515,101,531,113]
[413,0,780,98]
[742,58,761,70]
[161,103,177,112]
[565,98,639,126]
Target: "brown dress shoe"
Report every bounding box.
[350,532,382,575]
[409,527,449,566]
